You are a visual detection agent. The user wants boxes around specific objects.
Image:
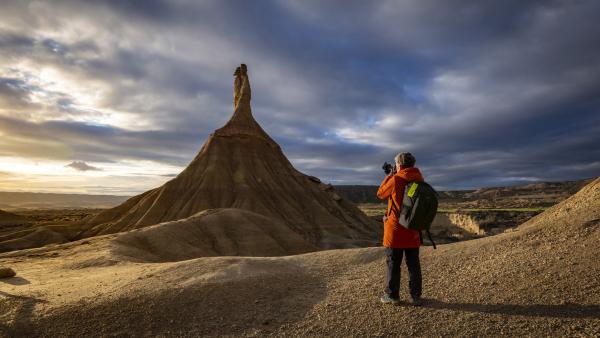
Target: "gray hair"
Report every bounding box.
[394,153,402,164]
[395,152,416,167]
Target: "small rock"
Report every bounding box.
[0,267,16,278]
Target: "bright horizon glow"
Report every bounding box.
[0,157,183,195]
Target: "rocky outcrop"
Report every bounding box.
[431,213,482,236]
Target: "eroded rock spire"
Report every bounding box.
[215,63,273,140]
[233,64,251,111]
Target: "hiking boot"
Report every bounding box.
[380,294,400,305]
[409,297,423,306]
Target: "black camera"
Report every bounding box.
[382,162,396,175]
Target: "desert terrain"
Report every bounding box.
[0,177,598,337]
[1,177,588,252]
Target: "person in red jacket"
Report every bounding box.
[377,152,423,306]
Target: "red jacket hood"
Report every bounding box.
[396,167,424,182]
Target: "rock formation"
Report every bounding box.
[77,64,380,249]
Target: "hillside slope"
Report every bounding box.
[0,178,598,337]
[0,210,28,228]
[111,208,317,262]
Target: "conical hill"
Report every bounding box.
[80,64,380,249]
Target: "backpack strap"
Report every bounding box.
[388,178,409,217]
[426,229,437,249]
[388,196,400,217]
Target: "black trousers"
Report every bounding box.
[385,247,422,300]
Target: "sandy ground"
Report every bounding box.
[1,179,599,337]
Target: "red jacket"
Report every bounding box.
[377,167,424,248]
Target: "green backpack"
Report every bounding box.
[391,181,438,249]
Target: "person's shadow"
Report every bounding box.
[0,276,30,285]
[0,278,46,337]
[422,299,600,319]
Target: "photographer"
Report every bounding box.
[377,152,424,306]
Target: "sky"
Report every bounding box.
[0,0,599,195]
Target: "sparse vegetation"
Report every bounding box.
[357,203,387,216]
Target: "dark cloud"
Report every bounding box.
[0,77,34,108]
[0,32,35,48]
[66,161,102,171]
[0,0,598,192]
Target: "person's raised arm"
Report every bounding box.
[377,175,395,200]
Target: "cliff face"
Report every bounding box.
[431,211,542,236]
[431,213,482,235]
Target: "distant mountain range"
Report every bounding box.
[0,178,593,210]
[335,178,594,208]
[0,192,130,211]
